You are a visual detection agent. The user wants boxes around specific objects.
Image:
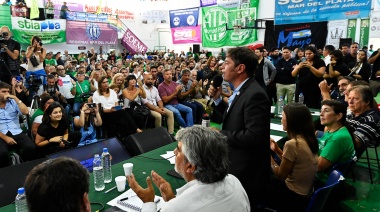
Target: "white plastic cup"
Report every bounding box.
[123,163,133,176]
[270,106,275,114]
[115,176,126,192]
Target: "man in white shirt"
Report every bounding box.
[127,126,250,212]
[323,45,335,66]
[57,65,75,117]
[141,74,174,135]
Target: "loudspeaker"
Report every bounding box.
[193,44,200,54]
[123,127,174,156]
[339,38,352,48]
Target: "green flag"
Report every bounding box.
[347,19,356,41]
[359,19,369,48]
[202,0,259,48]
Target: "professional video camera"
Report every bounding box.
[27,75,42,91]
[0,32,8,49]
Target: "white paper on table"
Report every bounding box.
[107,188,164,212]
[270,135,283,142]
[270,123,285,132]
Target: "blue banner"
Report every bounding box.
[275,0,371,25]
[169,7,199,28]
[67,11,108,22]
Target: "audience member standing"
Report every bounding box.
[60,2,69,19]
[275,46,297,103]
[45,0,54,19]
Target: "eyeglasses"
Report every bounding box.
[77,74,85,76]
[57,68,65,70]
[121,72,128,74]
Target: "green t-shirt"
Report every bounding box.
[66,70,77,78]
[30,108,44,123]
[317,126,355,183]
[74,80,91,102]
[45,58,57,66]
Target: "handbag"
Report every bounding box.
[130,101,150,116]
[30,55,39,67]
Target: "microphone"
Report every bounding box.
[207,75,224,107]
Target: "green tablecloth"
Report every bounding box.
[0,142,185,212]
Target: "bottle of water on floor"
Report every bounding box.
[298,92,304,105]
[15,187,28,212]
[202,114,210,127]
[93,154,105,191]
[102,148,112,183]
[277,96,284,116]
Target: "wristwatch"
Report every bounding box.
[17,100,22,104]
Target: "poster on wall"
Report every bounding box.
[375,0,380,11]
[140,10,169,24]
[171,26,201,44]
[66,21,117,45]
[275,0,371,25]
[264,21,328,50]
[52,0,84,19]
[11,17,66,44]
[201,1,259,48]
[217,0,239,8]
[327,20,347,49]
[121,28,149,54]
[201,0,217,7]
[169,8,199,28]
[10,5,29,17]
[370,11,380,38]
[359,19,369,47]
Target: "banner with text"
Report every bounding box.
[275,0,371,25]
[52,1,84,19]
[169,8,199,28]
[171,25,201,44]
[369,11,380,38]
[121,28,149,54]
[66,21,117,45]
[201,0,217,7]
[347,19,357,41]
[201,2,259,47]
[140,10,169,24]
[264,21,328,50]
[327,20,347,49]
[217,0,239,8]
[10,5,29,17]
[66,11,108,22]
[359,19,369,47]
[11,17,66,44]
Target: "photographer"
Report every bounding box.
[45,74,68,108]
[73,102,102,146]
[25,36,46,98]
[0,26,21,85]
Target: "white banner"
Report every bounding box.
[370,11,380,38]
[374,0,380,12]
[327,20,348,49]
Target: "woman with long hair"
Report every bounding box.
[349,49,371,82]
[92,76,142,138]
[294,48,305,62]
[292,46,326,108]
[317,100,355,185]
[73,102,102,146]
[123,75,150,129]
[266,103,319,211]
[35,102,81,157]
[110,73,125,98]
[203,55,218,81]
[30,94,54,138]
[25,36,47,97]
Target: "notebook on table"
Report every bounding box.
[107,188,163,212]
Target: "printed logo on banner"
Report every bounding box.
[173,17,180,26]
[169,8,199,28]
[86,22,101,40]
[17,19,61,31]
[278,28,312,48]
[203,7,227,42]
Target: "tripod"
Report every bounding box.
[0,55,13,85]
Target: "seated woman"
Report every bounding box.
[30,94,54,139]
[266,103,319,211]
[109,73,125,99]
[35,102,81,157]
[317,100,355,185]
[73,103,102,146]
[72,69,95,116]
[122,75,152,130]
[92,76,142,139]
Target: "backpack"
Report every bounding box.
[10,152,23,165]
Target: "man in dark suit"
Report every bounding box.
[208,47,271,210]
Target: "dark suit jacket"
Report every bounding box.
[213,77,271,205]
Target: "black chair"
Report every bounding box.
[332,156,357,182]
[358,141,380,184]
[305,170,344,212]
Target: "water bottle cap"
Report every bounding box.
[103,148,108,153]
[18,187,25,194]
[94,154,99,158]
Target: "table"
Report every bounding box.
[0,142,185,212]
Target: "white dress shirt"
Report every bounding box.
[141,174,250,212]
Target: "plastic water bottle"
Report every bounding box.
[202,114,210,127]
[298,92,305,104]
[93,154,105,191]
[15,187,28,212]
[277,96,284,116]
[102,148,112,183]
